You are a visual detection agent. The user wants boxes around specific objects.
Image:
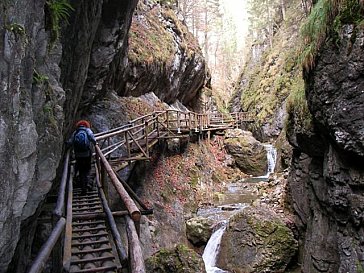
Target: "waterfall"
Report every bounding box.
[258,144,277,178]
[202,222,229,273]
[265,144,277,175]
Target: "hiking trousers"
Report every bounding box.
[75,156,91,194]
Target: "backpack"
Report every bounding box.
[73,128,90,152]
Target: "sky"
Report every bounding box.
[221,0,249,49]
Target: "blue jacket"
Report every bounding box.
[68,126,97,157]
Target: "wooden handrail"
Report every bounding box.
[95,110,254,160]
[53,149,70,219]
[95,163,128,266]
[27,218,66,273]
[95,145,141,221]
[125,215,146,273]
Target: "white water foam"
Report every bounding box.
[257,144,277,179]
[202,222,230,273]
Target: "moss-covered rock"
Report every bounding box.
[217,207,297,273]
[224,129,267,176]
[186,217,214,246]
[145,244,206,273]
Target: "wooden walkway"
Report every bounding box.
[27,110,254,273]
[95,110,254,163]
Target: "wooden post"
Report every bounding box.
[188,112,192,131]
[145,121,149,157]
[125,131,131,159]
[166,110,170,134]
[177,111,181,133]
[125,215,146,273]
[156,114,160,143]
[52,149,70,273]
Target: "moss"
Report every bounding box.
[128,5,199,64]
[189,168,199,188]
[145,244,205,273]
[300,0,364,72]
[285,77,314,133]
[128,8,175,64]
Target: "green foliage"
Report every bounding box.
[33,69,49,85]
[46,0,74,45]
[300,0,364,71]
[5,23,25,35]
[299,0,336,71]
[285,77,313,132]
[357,261,364,273]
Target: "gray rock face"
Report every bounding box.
[61,0,138,131]
[306,25,364,158]
[114,1,208,108]
[217,207,297,273]
[0,0,138,272]
[287,25,364,272]
[0,1,64,272]
[224,129,267,176]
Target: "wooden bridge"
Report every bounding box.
[28,110,253,273]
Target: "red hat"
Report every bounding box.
[76,120,90,128]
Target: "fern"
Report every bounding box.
[46,0,74,46]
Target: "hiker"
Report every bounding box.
[67,120,97,195]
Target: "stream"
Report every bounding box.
[200,144,277,273]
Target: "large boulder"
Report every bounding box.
[186,217,214,246]
[224,129,267,176]
[145,244,207,273]
[217,207,297,273]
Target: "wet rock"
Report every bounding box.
[145,244,206,273]
[186,217,214,246]
[224,129,267,176]
[217,207,297,273]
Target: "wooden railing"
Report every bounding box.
[95,110,254,161]
[27,110,253,273]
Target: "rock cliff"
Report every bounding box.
[117,0,207,108]
[287,22,364,273]
[230,0,304,142]
[0,1,65,271]
[0,0,207,272]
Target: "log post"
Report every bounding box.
[125,131,131,159]
[125,215,146,273]
[145,121,149,157]
[177,111,181,133]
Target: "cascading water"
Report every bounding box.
[260,144,277,178]
[202,221,230,273]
